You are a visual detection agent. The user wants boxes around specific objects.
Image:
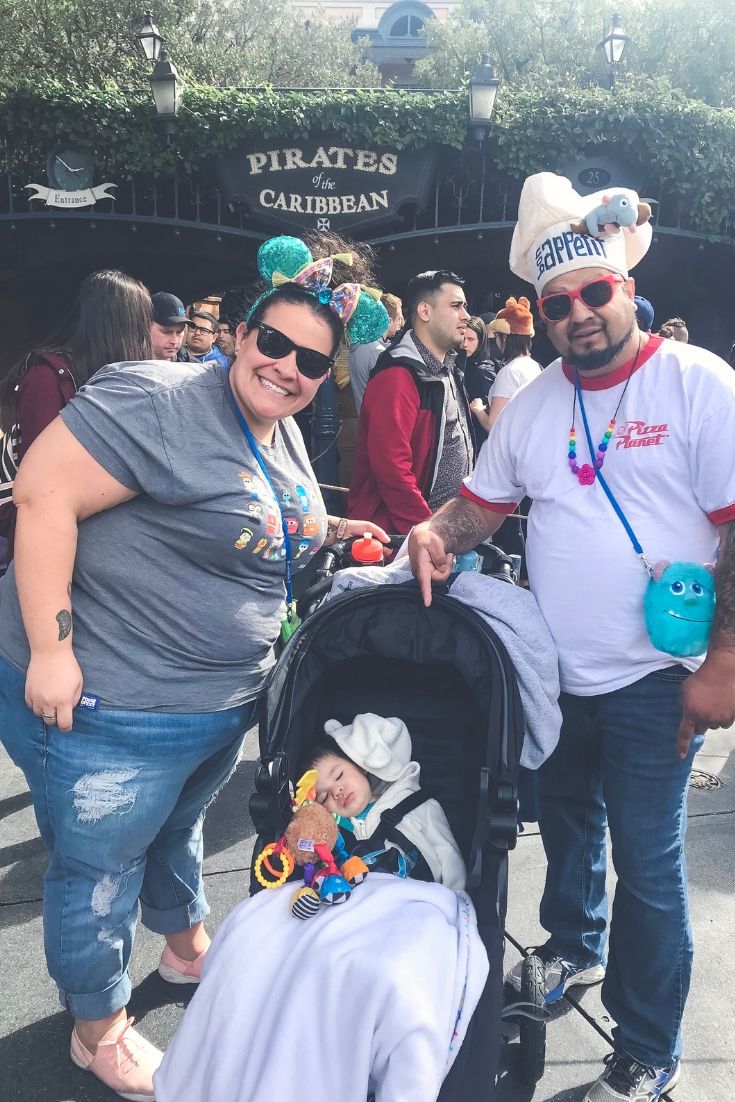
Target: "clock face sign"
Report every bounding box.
[46,148,95,192]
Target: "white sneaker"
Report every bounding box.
[584,1052,681,1100]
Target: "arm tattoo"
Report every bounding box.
[711,521,735,652]
[56,610,72,641]
[428,497,496,555]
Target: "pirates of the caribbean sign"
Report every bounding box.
[218,140,437,231]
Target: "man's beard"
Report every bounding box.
[565,322,635,372]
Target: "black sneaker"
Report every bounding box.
[584,1052,681,1100]
[507,942,605,1004]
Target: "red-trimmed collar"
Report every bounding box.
[562,334,662,391]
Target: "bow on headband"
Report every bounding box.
[271,254,382,325]
[252,235,390,346]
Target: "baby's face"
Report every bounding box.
[314,753,373,817]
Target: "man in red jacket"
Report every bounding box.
[347,269,475,534]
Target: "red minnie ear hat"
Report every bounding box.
[493,296,535,337]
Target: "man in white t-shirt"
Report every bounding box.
[408,172,735,1102]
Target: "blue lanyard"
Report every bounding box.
[225,376,295,609]
[574,370,653,577]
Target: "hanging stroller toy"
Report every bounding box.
[253,769,369,919]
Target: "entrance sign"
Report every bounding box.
[218,140,437,231]
[25,182,117,208]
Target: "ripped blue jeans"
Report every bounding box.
[0,656,256,1020]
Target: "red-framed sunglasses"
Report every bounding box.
[537,273,625,323]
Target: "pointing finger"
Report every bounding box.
[418,550,434,607]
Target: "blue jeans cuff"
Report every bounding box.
[140,892,210,935]
[614,1040,680,1070]
[60,973,132,1021]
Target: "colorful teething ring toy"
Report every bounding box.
[254,843,294,888]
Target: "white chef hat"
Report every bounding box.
[509,172,652,294]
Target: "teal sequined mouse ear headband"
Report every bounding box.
[246,235,390,346]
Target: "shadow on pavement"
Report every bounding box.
[498,1050,589,1101]
[197,757,257,862]
[0,1009,117,1102]
[1,836,45,867]
[128,969,198,1019]
[1,968,198,1102]
[0,791,33,818]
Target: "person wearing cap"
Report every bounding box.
[150,292,193,362]
[633,295,655,333]
[408,171,735,1100]
[470,297,542,434]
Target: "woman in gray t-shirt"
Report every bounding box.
[0,234,389,1100]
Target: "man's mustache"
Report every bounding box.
[569,320,607,338]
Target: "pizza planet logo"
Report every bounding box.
[246,145,398,216]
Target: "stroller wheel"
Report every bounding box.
[519,953,546,1083]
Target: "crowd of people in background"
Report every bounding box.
[0,257,712,579]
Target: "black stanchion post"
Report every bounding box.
[310,372,341,515]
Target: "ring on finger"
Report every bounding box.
[41,711,56,721]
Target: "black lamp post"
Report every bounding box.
[469,55,501,142]
[137,11,163,63]
[599,13,630,87]
[149,44,182,135]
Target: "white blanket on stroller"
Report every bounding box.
[154,874,489,1102]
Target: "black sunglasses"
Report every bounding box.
[255,323,334,380]
[537,274,623,323]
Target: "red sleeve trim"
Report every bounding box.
[708,503,735,527]
[460,484,518,514]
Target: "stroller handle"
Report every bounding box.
[295,536,517,622]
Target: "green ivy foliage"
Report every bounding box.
[488,77,735,234]
[1,82,468,177]
[3,76,734,234]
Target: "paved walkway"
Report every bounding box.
[1,727,733,1101]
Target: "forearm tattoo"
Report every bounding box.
[324,516,347,545]
[56,610,72,641]
[711,521,735,652]
[429,497,493,555]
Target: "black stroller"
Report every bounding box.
[249,552,546,1099]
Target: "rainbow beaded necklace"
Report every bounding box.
[567,337,641,486]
